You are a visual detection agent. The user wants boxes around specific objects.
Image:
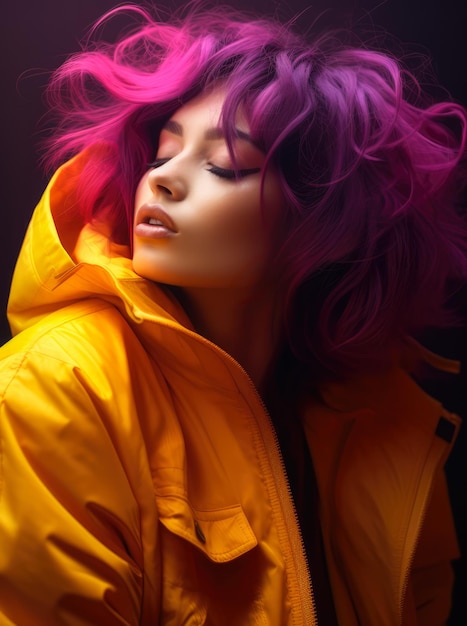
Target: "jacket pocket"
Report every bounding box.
[155,493,258,563]
[154,494,271,625]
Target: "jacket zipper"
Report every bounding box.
[266,400,319,626]
[218,349,318,626]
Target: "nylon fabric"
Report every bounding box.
[0,149,461,626]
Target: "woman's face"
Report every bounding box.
[132,89,284,292]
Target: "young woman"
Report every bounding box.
[1,5,466,625]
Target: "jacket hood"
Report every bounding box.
[8,150,193,337]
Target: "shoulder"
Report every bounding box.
[0,299,153,412]
[2,299,141,367]
[0,299,165,487]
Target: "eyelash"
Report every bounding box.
[207,165,261,180]
[146,159,260,180]
[147,158,170,169]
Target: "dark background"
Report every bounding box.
[1,1,466,622]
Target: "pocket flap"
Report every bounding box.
[155,494,258,563]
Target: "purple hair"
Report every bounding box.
[43,4,467,378]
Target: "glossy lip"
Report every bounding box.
[134,203,178,234]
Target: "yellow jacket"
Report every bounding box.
[0,152,461,625]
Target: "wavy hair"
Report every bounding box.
[43,3,467,378]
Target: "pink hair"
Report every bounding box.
[43,4,467,378]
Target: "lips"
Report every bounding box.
[134,203,178,238]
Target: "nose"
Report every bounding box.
[147,161,187,201]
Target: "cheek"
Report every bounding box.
[203,200,276,279]
[201,193,264,252]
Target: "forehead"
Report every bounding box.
[167,88,249,134]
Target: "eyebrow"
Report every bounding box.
[162,119,261,149]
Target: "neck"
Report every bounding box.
[176,285,283,391]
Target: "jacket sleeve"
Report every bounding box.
[410,468,460,626]
[0,345,152,625]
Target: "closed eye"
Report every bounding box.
[146,159,260,180]
[206,165,261,180]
